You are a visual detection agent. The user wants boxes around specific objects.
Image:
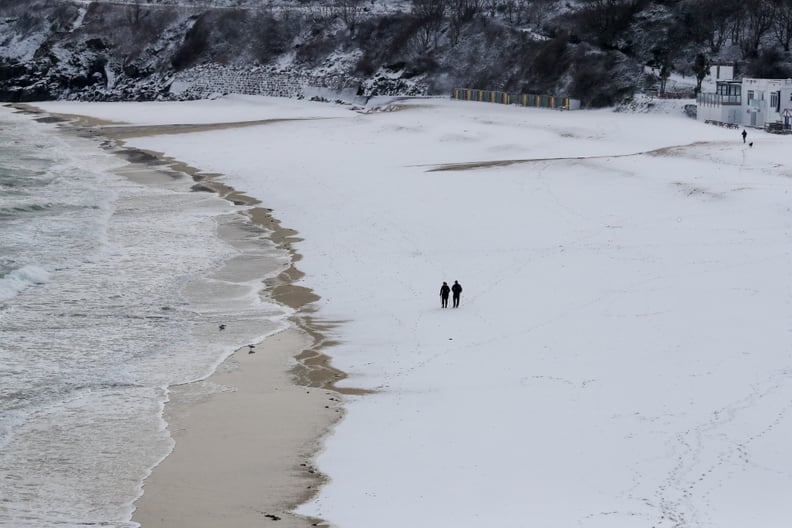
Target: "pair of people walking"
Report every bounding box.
[440,280,462,308]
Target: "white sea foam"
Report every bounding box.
[0,107,292,527]
[0,265,51,302]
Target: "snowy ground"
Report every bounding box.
[37,96,792,528]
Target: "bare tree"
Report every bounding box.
[498,0,517,23]
[454,0,482,22]
[412,0,447,49]
[739,0,776,58]
[448,0,481,43]
[126,0,147,27]
[684,0,742,53]
[771,0,792,50]
[522,0,555,27]
[579,0,641,47]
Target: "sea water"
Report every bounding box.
[0,106,291,527]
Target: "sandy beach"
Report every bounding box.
[19,95,792,527]
[132,327,339,528]
[113,142,351,528]
[18,104,353,528]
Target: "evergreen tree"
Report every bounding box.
[692,52,711,95]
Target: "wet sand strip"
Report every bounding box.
[13,103,366,528]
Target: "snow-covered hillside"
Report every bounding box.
[2,0,791,105]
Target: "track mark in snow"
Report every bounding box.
[418,141,729,173]
[648,369,792,527]
[522,375,598,390]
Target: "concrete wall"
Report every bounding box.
[697,101,741,126]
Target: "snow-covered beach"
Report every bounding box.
[24,95,792,527]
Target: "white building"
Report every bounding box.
[707,63,734,82]
[697,80,742,125]
[697,78,792,130]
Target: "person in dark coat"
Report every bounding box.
[451,280,462,308]
[440,281,450,308]
[742,129,747,143]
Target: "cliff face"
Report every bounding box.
[0,0,634,106]
[2,0,789,107]
[1,2,198,101]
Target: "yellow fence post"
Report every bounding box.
[452,88,576,110]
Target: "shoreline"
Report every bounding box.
[132,328,341,528]
[11,97,791,527]
[13,103,358,527]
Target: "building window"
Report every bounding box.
[771,92,779,111]
[719,83,741,96]
[748,90,754,101]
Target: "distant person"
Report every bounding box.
[451,280,462,308]
[440,281,450,308]
[742,129,747,143]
